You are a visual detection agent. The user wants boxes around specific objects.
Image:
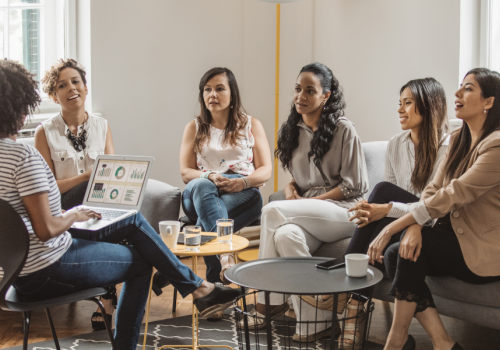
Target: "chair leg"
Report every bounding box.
[22,311,30,350]
[89,297,117,349]
[45,308,61,350]
[172,288,178,313]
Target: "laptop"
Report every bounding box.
[71,155,154,231]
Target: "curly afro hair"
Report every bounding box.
[275,62,346,171]
[42,58,87,100]
[0,59,41,136]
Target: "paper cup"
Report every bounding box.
[159,221,180,250]
[345,253,369,277]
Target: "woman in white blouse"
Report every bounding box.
[34,58,115,331]
[330,78,449,349]
[179,67,272,291]
[34,58,114,210]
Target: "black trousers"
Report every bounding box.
[61,181,89,210]
[385,225,500,313]
[344,181,419,301]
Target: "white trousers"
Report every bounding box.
[257,199,357,335]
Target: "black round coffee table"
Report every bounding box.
[225,257,384,350]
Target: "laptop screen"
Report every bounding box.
[86,159,150,207]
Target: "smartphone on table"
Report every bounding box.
[315,259,346,270]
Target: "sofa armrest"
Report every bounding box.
[140,179,181,234]
[269,190,285,202]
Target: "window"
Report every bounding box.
[484,0,500,72]
[0,0,69,102]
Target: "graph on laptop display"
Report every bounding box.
[88,159,149,206]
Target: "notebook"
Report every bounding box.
[71,155,154,231]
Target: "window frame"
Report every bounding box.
[0,0,76,113]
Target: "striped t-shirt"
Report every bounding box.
[0,138,72,278]
[384,130,449,218]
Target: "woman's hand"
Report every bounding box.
[208,173,226,187]
[218,178,245,193]
[284,182,297,200]
[293,190,304,199]
[367,222,397,265]
[399,224,423,262]
[348,201,392,228]
[64,207,101,222]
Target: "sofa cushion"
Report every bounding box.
[361,141,388,199]
[427,275,500,308]
[141,179,181,234]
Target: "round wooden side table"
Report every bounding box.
[142,232,249,350]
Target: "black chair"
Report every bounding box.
[0,199,116,350]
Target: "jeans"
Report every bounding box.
[344,181,419,301]
[61,181,88,210]
[14,213,203,350]
[182,174,263,283]
[70,213,203,297]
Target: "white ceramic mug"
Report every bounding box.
[159,221,180,250]
[345,253,369,277]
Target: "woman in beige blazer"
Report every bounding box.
[368,68,500,350]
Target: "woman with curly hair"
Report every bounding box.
[237,62,368,340]
[33,58,116,330]
[35,58,114,211]
[180,67,272,293]
[0,59,242,350]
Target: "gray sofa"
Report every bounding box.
[16,138,181,232]
[270,141,500,331]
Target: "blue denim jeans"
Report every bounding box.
[14,213,203,350]
[182,174,263,283]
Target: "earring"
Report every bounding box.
[231,105,233,109]
[485,109,487,113]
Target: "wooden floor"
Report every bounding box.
[1,255,500,349]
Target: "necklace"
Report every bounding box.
[64,112,88,152]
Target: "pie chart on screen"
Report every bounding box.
[115,166,125,179]
[110,189,119,200]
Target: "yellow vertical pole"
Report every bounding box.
[274,3,280,192]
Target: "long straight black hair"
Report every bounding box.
[401,78,449,192]
[444,68,500,180]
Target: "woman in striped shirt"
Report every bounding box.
[0,60,241,350]
[304,78,449,349]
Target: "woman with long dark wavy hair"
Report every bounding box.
[237,62,368,341]
[180,67,272,300]
[367,68,500,350]
[316,78,448,349]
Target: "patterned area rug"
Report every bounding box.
[8,309,384,350]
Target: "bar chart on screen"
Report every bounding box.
[95,162,115,181]
[121,186,141,205]
[88,183,107,203]
[128,164,148,183]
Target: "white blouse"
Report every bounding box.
[196,116,255,176]
[42,113,107,180]
[385,130,449,218]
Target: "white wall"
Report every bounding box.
[89,0,460,202]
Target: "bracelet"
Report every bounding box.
[241,177,251,190]
[200,171,214,179]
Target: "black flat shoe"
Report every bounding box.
[193,283,243,318]
[91,312,112,331]
[451,343,464,350]
[401,334,416,350]
[152,271,171,296]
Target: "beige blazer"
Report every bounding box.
[417,130,500,277]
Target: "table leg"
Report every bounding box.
[142,269,155,350]
[264,291,273,350]
[240,287,251,350]
[330,293,338,350]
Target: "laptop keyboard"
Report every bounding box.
[92,209,129,221]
